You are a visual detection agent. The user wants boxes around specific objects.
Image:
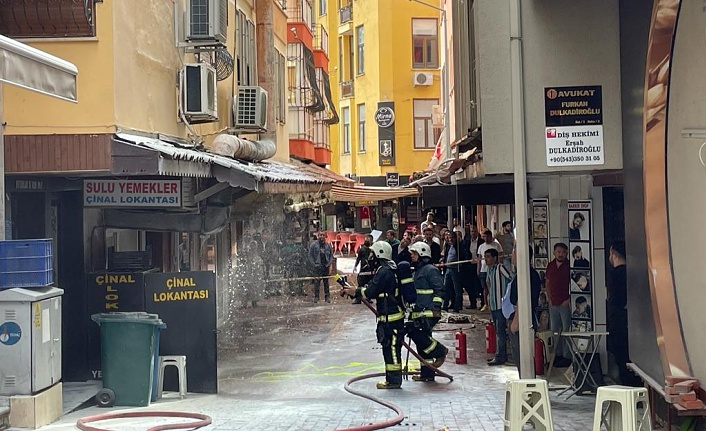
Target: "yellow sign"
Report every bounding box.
[152,290,209,302]
[34,303,41,328]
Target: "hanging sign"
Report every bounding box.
[544,86,604,167]
[567,200,594,334]
[374,106,395,128]
[377,102,396,166]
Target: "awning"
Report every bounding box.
[0,35,77,102]
[330,184,419,202]
[112,133,334,194]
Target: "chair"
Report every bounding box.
[344,234,359,256]
[335,233,350,256]
[592,386,652,431]
[503,379,554,431]
[157,355,188,399]
[353,234,366,254]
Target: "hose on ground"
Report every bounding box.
[76,411,211,431]
[334,296,454,431]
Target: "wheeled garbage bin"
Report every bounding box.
[91,312,165,407]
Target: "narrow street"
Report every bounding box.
[34,274,596,431]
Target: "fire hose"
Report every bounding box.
[334,278,453,431]
[76,411,211,431]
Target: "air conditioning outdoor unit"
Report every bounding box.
[233,86,268,131]
[185,0,228,45]
[414,72,433,86]
[180,63,218,124]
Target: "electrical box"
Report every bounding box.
[0,287,63,396]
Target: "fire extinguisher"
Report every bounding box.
[485,323,496,354]
[455,329,467,364]
[534,337,546,376]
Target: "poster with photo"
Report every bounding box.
[534,239,549,258]
[533,221,548,239]
[569,242,591,268]
[532,199,550,315]
[568,200,593,333]
[570,270,592,293]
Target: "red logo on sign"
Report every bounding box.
[546,128,557,138]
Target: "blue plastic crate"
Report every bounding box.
[0,239,53,259]
[0,269,53,289]
[0,255,53,272]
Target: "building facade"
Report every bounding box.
[0,0,333,383]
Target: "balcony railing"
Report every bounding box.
[313,23,329,55]
[339,4,352,24]
[0,0,95,38]
[287,0,314,30]
[340,80,354,98]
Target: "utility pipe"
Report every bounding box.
[509,0,534,378]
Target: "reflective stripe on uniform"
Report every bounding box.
[391,332,400,366]
[411,310,433,319]
[361,287,368,299]
[385,363,403,371]
[416,289,434,294]
[423,339,438,354]
[378,311,405,322]
[400,277,414,284]
[433,297,444,303]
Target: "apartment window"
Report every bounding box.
[357,104,366,152]
[412,19,439,69]
[414,99,441,149]
[276,52,287,124]
[342,107,351,154]
[338,37,343,83]
[0,2,95,38]
[319,0,326,15]
[236,11,257,86]
[356,26,364,75]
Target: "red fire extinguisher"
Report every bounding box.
[485,323,496,354]
[455,329,467,364]
[534,337,546,376]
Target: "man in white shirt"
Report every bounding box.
[476,229,504,312]
[452,218,464,240]
[420,212,436,232]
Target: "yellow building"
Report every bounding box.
[317,0,443,184]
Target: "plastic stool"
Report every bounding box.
[157,355,187,399]
[593,386,652,431]
[503,379,554,431]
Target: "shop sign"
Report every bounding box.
[385,172,400,187]
[545,125,604,166]
[377,102,396,166]
[83,180,182,208]
[374,106,395,128]
[544,85,604,167]
[0,322,22,346]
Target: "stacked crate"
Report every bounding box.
[0,239,53,289]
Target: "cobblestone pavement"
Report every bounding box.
[31,263,598,431]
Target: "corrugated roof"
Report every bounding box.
[330,184,419,202]
[288,159,356,185]
[116,133,330,185]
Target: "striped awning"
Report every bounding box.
[330,184,419,202]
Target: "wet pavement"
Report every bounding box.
[28,259,598,431]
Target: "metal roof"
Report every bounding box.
[115,133,330,186]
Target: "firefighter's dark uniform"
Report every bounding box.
[409,256,448,380]
[356,260,405,388]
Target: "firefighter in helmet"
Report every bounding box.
[408,241,449,381]
[341,240,406,389]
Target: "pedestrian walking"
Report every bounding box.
[308,231,333,303]
[341,241,406,389]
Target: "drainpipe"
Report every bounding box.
[509,0,533,378]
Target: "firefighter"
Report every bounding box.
[341,241,406,389]
[407,242,449,382]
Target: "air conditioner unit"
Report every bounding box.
[180,63,218,124]
[185,0,228,45]
[233,86,268,131]
[414,72,433,86]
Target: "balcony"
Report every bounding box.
[313,24,329,55]
[340,80,354,98]
[287,0,313,31]
[339,4,353,24]
[0,0,95,38]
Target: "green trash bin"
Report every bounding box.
[91,312,165,407]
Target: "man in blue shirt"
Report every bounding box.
[485,248,513,366]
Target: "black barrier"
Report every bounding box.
[144,271,217,394]
[87,272,146,380]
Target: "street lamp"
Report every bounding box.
[409,0,452,227]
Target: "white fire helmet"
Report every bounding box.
[370,241,393,261]
[409,242,431,259]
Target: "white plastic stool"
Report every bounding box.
[157,355,187,399]
[593,386,652,431]
[503,379,554,431]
